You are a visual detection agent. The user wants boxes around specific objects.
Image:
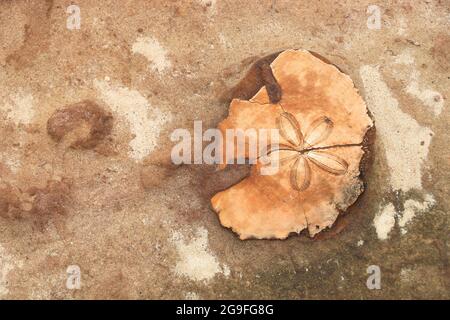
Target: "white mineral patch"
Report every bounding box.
[1,154,21,174]
[131,36,172,74]
[394,50,414,65]
[185,291,200,300]
[400,268,413,282]
[1,91,35,125]
[373,203,397,240]
[218,33,232,49]
[94,80,172,161]
[171,227,230,282]
[398,194,435,234]
[360,65,433,192]
[406,70,444,116]
[373,195,435,239]
[397,17,407,36]
[393,51,444,116]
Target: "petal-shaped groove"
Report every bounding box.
[306,150,348,175]
[277,112,303,147]
[263,149,298,168]
[304,116,333,147]
[264,143,297,155]
[290,156,311,191]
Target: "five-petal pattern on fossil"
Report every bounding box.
[264,111,349,192]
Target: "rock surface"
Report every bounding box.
[0,1,448,299]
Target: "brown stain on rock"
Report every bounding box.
[0,178,72,233]
[431,33,450,71]
[5,0,54,69]
[0,183,22,219]
[28,179,71,217]
[47,100,113,151]
[140,164,173,189]
[221,51,283,103]
[222,49,345,105]
[140,146,178,189]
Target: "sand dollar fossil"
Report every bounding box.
[211,49,374,240]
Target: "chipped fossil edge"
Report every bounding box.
[212,49,376,239]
